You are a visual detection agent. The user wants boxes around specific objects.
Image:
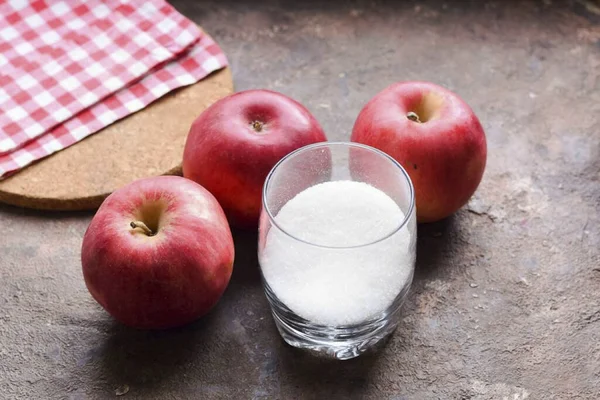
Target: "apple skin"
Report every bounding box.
[183,89,327,229]
[81,176,234,330]
[351,81,487,223]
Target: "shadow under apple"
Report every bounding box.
[94,310,218,394]
[229,227,262,286]
[414,213,461,282]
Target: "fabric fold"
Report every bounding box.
[0,0,202,155]
[0,31,228,179]
[0,0,228,179]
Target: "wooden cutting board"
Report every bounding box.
[0,67,233,211]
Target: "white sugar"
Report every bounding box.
[260,180,414,326]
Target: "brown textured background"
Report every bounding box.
[1,0,599,399]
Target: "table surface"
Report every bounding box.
[1,0,599,399]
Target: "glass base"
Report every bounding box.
[265,284,409,360]
[271,311,397,360]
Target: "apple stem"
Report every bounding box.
[130,221,154,236]
[407,111,422,123]
[251,121,264,132]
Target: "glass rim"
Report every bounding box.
[261,141,416,249]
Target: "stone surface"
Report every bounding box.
[1,0,599,399]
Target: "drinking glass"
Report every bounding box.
[258,142,416,360]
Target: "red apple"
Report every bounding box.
[183,89,327,229]
[81,176,234,329]
[351,81,487,223]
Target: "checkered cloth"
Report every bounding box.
[0,0,228,179]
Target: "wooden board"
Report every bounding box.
[0,67,233,211]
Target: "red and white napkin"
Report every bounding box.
[0,0,228,179]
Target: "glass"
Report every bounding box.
[258,142,416,360]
